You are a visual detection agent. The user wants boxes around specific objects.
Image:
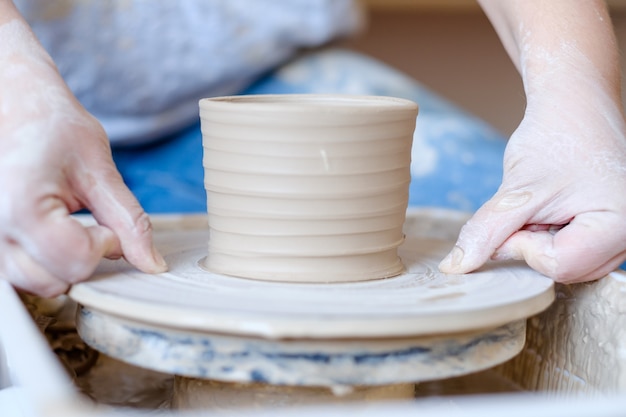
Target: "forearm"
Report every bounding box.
[0,0,85,137]
[1,0,62,80]
[478,0,622,109]
[0,0,43,57]
[0,0,21,23]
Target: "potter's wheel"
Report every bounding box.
[70,208,554,390]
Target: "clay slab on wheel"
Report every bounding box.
[70,209,555,339]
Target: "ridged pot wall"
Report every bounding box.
[200,94,418,283]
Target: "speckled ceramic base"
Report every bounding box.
[76,306,526,387]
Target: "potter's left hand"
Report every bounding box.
[439,93,626,283]
[0,7,167,297]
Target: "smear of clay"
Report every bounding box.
[493,191,532,212]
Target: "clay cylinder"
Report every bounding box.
[200,94,418,283]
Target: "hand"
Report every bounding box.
[439,94,626,283]
[0,22,167,297]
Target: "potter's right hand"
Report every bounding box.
[0,16,167,297]
[442,0,626,283]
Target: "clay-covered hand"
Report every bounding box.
[0,20,167,297]
[439,94,626,283]
[441,0,626,283]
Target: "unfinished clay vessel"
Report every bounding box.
[199,94,418,282]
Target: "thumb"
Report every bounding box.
[80,167,168,274]
[492,212,626,283]
[439,190,534,274]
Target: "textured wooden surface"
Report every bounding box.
[495,270,626,395]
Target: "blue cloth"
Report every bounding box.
[112,48,506,214]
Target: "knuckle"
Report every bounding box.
[131,210,153,238]
[38,236,99,283]
[1,259,69,298]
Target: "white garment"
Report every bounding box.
[14,0,362,144]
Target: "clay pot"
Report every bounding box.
[199,94,418,283]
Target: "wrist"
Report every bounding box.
[524,71,624,125]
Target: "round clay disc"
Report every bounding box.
[69,209,554,339]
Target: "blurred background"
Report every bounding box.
[343,0,626,137]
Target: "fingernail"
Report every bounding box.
[439,245,464,272]
[151,244,168,272]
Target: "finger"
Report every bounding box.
[439,190,537,274]
[0,239,69,298]
[17,210,122,283]
[88,224,124,260]
[492,212,626,283]
[78,165,167,274]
